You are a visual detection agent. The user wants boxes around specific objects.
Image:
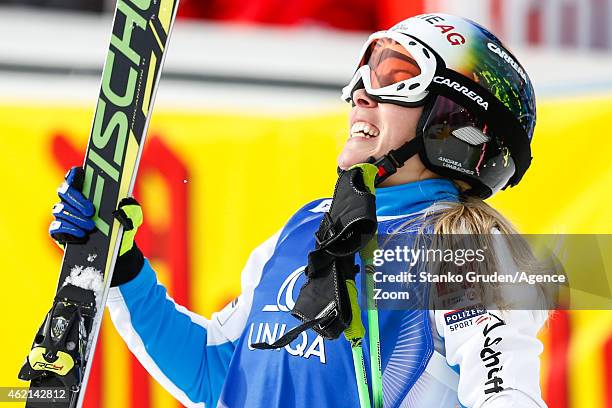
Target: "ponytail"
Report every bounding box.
[429,195,557,311]
[431,195,519,236]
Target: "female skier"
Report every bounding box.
[50,13,548,408]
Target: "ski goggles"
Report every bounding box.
[342,31,437,106]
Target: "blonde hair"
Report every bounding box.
[431,195,519,235]
[395,190,558,311]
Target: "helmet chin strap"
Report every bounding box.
[367,136,424,186]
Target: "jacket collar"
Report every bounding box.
[375,178,459,217]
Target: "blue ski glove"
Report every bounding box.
[49,166,96,245]
[49,167,145,286]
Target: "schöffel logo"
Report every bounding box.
[444,306,487,326]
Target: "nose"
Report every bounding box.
[352,88,378,108]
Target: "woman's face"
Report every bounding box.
[338,89,437,186]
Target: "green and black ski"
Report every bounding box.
[18,0,179,406]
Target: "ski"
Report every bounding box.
[18,0,179,406]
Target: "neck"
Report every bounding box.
[377,166,441,188]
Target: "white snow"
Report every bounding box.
[64,265,104,309]
[63,265,106,356]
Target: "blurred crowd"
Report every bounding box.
[2,0,611,51]
[0,0,423,31]
[0,0,104,12]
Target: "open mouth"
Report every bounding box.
[350,121,380,139]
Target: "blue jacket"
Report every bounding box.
[106,179,547,408]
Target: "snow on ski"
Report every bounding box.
[18,0,179,406]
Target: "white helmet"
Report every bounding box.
[342,13,536,198]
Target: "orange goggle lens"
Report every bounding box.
[360,38,422,89]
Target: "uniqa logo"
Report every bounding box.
[262,266,305,312]
[255,265,327,363]
[247,322,327,363]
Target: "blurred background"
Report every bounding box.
[1,0,611,407]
